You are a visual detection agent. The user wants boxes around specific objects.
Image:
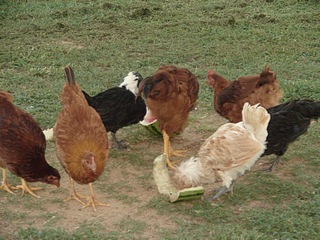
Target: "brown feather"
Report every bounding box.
[54,65,108,185]
[0,91,61,186]
[207,66,283,123]
[139,65,199,136]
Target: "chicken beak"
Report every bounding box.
[53,179,60,188]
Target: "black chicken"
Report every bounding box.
[262,99,320,171]
[82,72,146,149]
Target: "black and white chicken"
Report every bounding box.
[82,72,147,149]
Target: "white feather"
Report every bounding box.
[172,103,270,194]
[219,145,265,188]
[43,128,54,141]
[119,72,141,96]
[173,157,204,188]
[242,102,270,145]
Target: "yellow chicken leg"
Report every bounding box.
[169,142,186,157]
[163,130,184,169]
[16,178,41,198]
[0,168,17,194]
[82,183,108,212]
[65,177,86,205]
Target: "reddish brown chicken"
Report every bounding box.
[0,91,60,198]
[53,65,109,211]
[139,65,199,169]
[206,66,283,123]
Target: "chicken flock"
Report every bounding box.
[1,64,319,211]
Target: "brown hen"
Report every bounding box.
[0,91,60,198]
[206,66,283,123]
[53,65,109,211]
[139,65,199,169]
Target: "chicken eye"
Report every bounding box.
[152,90,160,97]
[47,176,55,182]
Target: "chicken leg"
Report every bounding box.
[65,177,86,205]
[0,168,17,194]
[206,181,235,202]
[111,132,128,149]
[267,156,283,172]
[16,178,41,198]
[163,130,185,169]
[82,183,108,212]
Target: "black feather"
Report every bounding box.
[82,87,146,134]
[263,99,320,158]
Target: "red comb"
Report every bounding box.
[208,70,214,75]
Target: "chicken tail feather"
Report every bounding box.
[242,102,270,144]
[172,157,204,189]
[61,65,86,106]
[258,65,276,85]
[65,65,76,86]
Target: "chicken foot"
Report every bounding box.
[111,132,128,150]
[206,181,235,202]
[65,178,86,205]
[82,183,108,212]
[16,178,41,198]
[0,168,17,194]
[170,147,186,157]
[267,156,283,172]
[163,131,185,169]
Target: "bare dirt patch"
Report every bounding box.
[0,109,314,238]
[0,110,224,238]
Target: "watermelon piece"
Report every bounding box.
[153,154,204,202]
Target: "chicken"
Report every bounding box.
[0,91,60,198]
[172,103,270,201]
[206,66,283,123]
[53,65,109,211]
[139,65,199,169]
[82,72,146,149]
[262,99,320,171]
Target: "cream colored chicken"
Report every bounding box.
[171,102,270,201]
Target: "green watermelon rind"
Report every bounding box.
[140,119,162,136]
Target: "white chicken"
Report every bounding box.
[171,102,270,201]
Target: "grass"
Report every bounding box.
[1,0,320,239]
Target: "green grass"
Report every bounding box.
[1,0,320,239]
